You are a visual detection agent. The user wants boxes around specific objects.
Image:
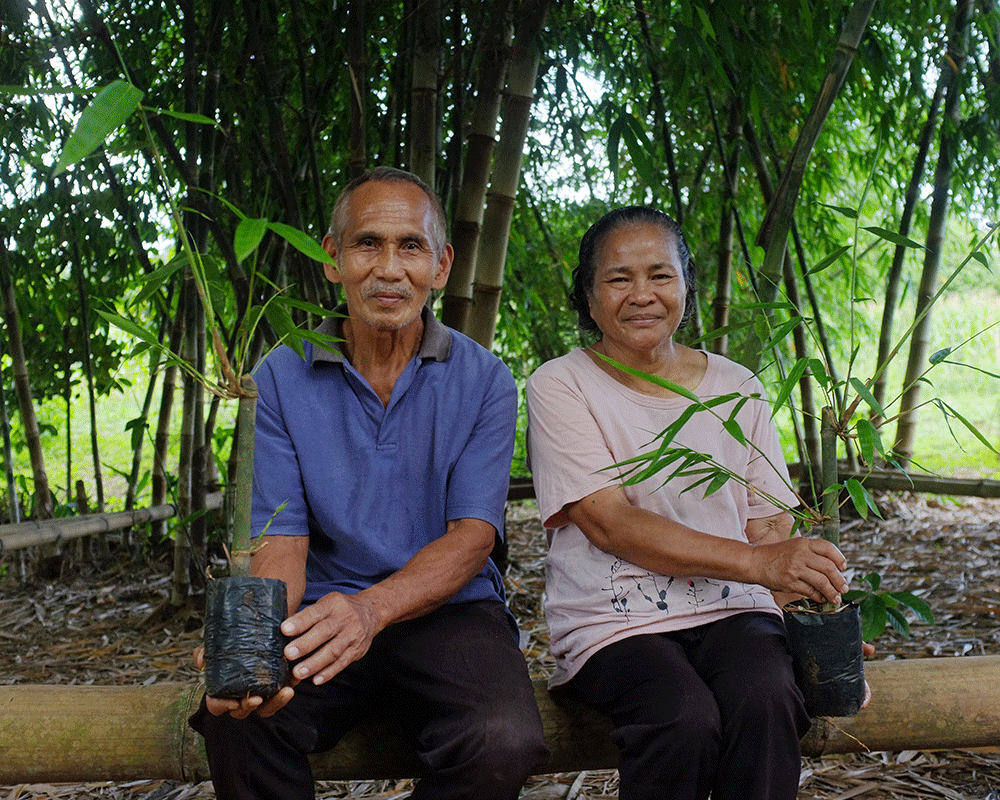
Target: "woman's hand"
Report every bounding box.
[747,536,849,606]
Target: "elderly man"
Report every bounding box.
[190,167,548,800]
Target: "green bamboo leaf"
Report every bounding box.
[54,80,144,175]
[761,316,802,350]
[722,419,747,447]
[144,106,216,125]
[593,353,700,402]
[845,478,869,520]
[819,202,858,219]
[936,400,1000,454]
[272,296,344,317]
[806,245,851,276]
[264,302,304,360]
[771,358,809,416]
[621,115,655,185]
[971,251,989,268]
[235,218,267,262]
[703,471,730,496]
[96,310,160,349]
[849,377,886,419]
[863,226,926,250]
[267,221,336,264]
[855,418,885,465]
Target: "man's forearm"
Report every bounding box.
[357,517,496,632]
[250,534,309,615]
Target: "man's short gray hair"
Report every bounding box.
[327,167,448,257]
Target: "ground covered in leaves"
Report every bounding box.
[2,493,999,799]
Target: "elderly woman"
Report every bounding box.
[526,206,851,800]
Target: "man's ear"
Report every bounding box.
[321,234,342,284]
[432,243,454,291]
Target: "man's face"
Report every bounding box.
[322,180,453,333]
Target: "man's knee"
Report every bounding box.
[421,697,549,782]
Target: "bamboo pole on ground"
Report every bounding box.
[2,657,999,784]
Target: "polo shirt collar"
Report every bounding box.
[310,304,452,367]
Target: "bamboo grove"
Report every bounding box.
[1,0,998,598]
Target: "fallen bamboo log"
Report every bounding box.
[1,656,998,784]
[0,493,224,554]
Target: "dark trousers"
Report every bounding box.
[190,600,549,800]
[570,611,810,800]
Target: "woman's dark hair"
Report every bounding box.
[570,206,697,335]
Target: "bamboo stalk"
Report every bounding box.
[229,375,258,578]
[2,657,998,783]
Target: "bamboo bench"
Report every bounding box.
[2,656,999,784]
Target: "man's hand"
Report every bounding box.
[281,591,382,686]
[747,536,849,606]
[193,645,298,718]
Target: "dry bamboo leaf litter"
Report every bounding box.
[3,495,1000,798]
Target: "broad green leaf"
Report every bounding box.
[806,245,851,276]
[859,595,887,641]
[845,478,870,519]
[855,418,884,465]
[235,218,267,262]
[54,80,144,175]
[267,221,336,264]
[849,377,886,419]
[886,591,934,624]
[264,302,303,360]
[863,572,881,592]
[863,226,926,250]
[884,606,911,637]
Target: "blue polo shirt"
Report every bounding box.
[249,306,517,612]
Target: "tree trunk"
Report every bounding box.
[171,273,199,607]
[347,0,368,180]
[894,0,971,467]
[440,10,512,332]
[635,0,683,224]
[408,0,441,187]
[71,233,105,515]
[466,0,550,349]
[872,82,944,411]
[710,95,741,355]
[0,342,20,524]
[742,0,877,371]
[0,235,53,519]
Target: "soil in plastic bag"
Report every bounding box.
[204,576,289,700]
[783,602,865,718]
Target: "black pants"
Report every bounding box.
[570,611,810,800]
[190,600,549,800]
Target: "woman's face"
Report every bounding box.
[587,221,687,357]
